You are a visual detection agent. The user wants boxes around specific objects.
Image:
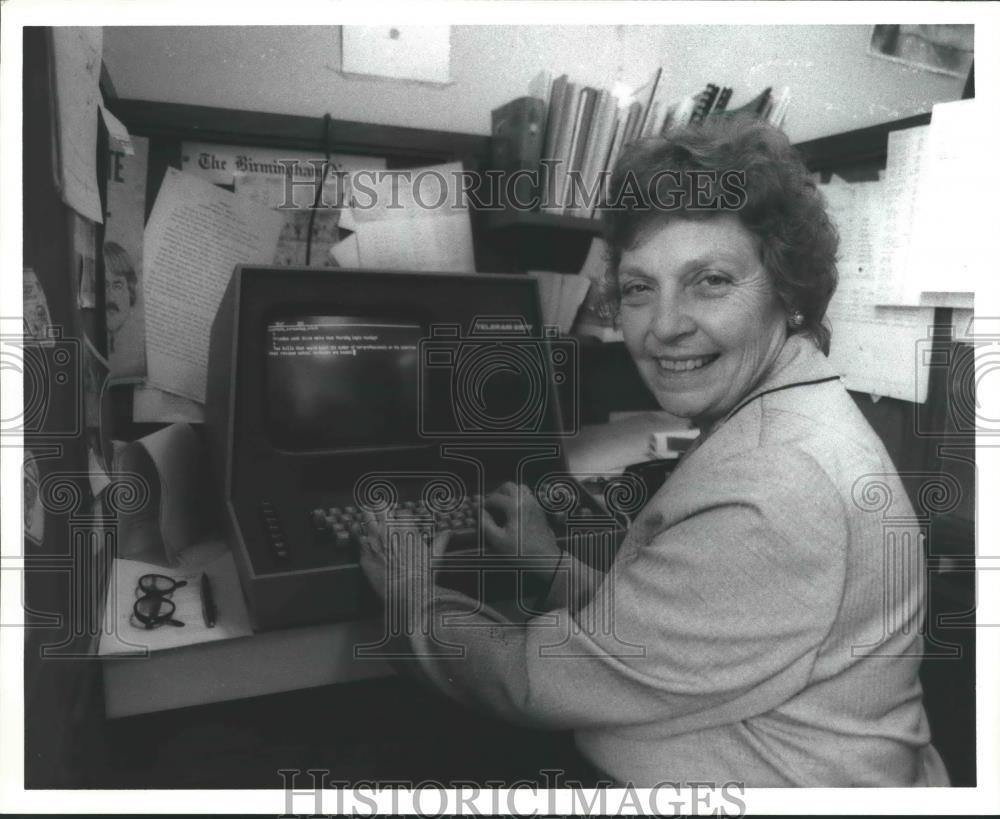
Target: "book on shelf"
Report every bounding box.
[691,83,721,125]
[528,69,555,113]
[561,86,599,211]
[492,66,789,222]
[632,67,663,139]
[665,92,697,132]
[767,86,791,128]
[491,96,547,208]
[543,80,581,214]
[714,86,733,114]
[571,88,618,218]
[641,68,676,139]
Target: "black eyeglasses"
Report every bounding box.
[132,573,187,630]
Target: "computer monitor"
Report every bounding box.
[265,315,423,452]
[206,266,582,629]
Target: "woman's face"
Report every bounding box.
[617,215,788,430]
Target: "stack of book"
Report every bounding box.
[490,69,791,221]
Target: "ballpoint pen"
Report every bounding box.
[200,572,217,628]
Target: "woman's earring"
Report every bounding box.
[788,310,805,329]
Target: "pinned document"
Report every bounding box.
[142,168,283,403]
[822,178,936,403]
[346,162,476,272]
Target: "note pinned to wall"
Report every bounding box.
[871,99,986,311]
[234,175,343,268]
[49,27,104,222]
[346,161,476,272]
[870,126,928,307]
[142,168,284,404]
[905,98,986,309]
[822,178,937,403]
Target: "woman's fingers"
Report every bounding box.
[480,510,506,541]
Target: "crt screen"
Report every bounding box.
[266,316,422,450]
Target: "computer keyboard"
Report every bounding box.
[309,494,485,553]
[306,483,618,559]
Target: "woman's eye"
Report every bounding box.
[621,281,652,298]
[695,271,733,291]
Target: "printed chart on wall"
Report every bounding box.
[820,98,986,403]
[181,142,386,267]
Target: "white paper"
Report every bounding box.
[906,99,988,306]
[234,175,343,267]
[952,309,975,343]
[871,126,928,307]
[132,385,205,424]
[823,180,937,403]
[330,234,361,268]
[353,215,475,273]
[349,161,468,223]
[143,168,284,403]
[348,162,475,272]
[49,27,104,222]
[341,25,451,84]
[99,104,134,156]
[98,550,253,656]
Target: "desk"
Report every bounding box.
[102,619,393,718]
[101,414,683,719]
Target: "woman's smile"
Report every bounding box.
[618,215,788,430]
[651,353,721,374]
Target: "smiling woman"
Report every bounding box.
[615,215,788,429]
[359,115,950,788]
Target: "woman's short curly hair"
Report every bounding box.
[601,115,839,354]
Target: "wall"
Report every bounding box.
[102,25,967,143]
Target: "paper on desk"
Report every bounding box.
[564,411,691,476]
[49,27,104,222]
[143,168,284,403]
[98,550,253,656]
[347,161,476,272]
[822,180,936,403]
[132,385,205,424]
[113,423,204,566]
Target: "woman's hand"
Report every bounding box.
[482,482,561,562]
[359,511,450,606]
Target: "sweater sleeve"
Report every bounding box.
[409,446,849,734]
